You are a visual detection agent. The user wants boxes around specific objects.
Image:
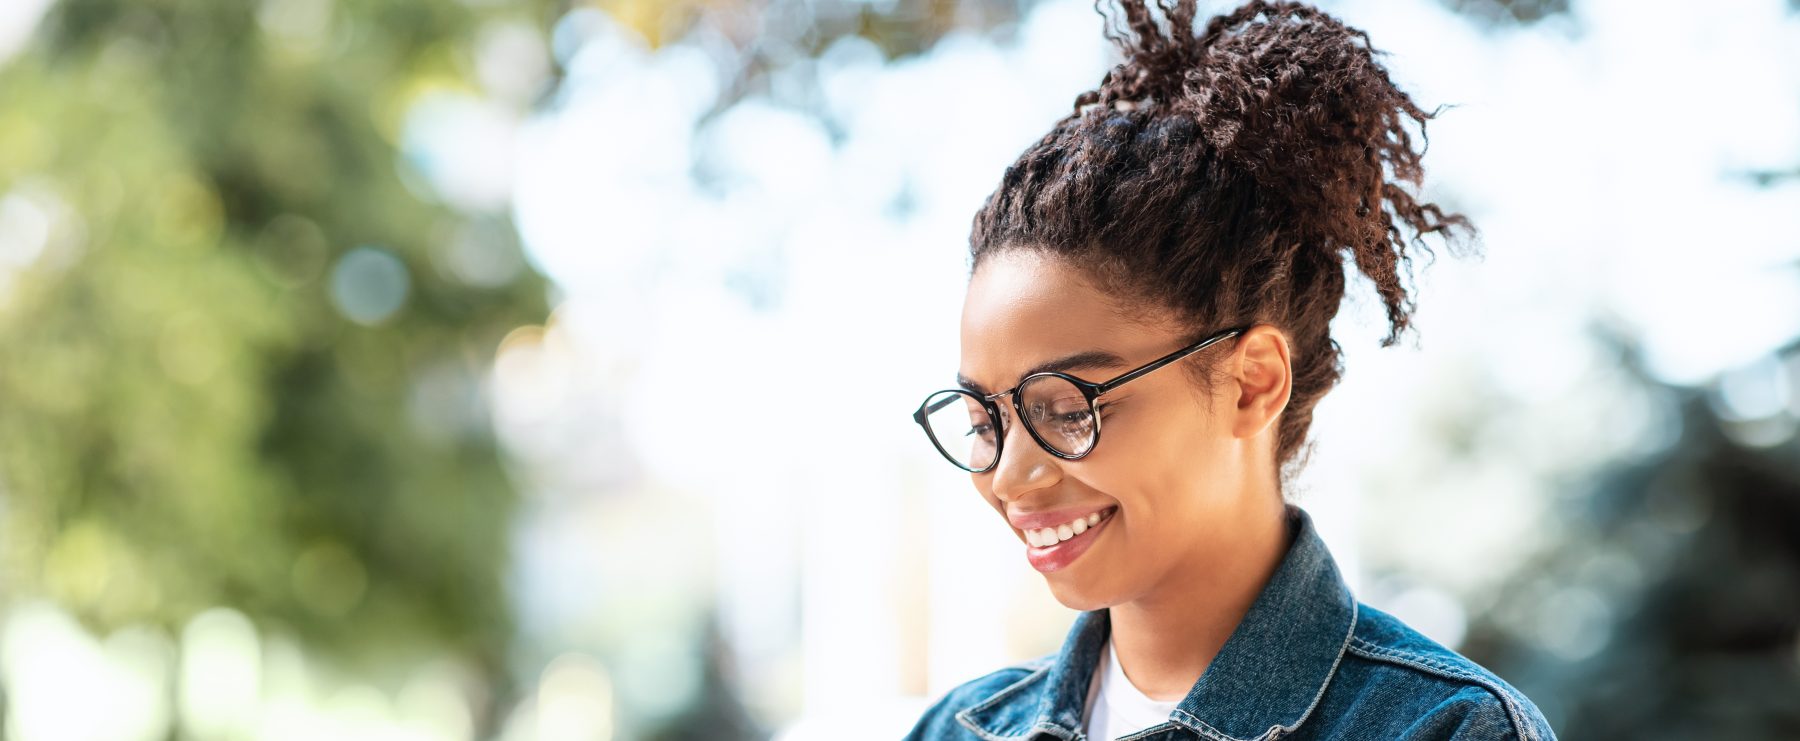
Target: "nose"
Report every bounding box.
[987,400,1061,503]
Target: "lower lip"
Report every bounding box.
[1023,508,1116,573]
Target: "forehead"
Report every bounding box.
[958,250,1162,391]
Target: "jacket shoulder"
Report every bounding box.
[1327,602,1556,741]
[901,655,1054,741]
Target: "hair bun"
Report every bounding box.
[1078,0,1474,334]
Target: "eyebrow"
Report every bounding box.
[956,349,1129,395]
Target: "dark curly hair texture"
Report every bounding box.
[968,0,1477,488]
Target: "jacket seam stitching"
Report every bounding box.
[954,664,1053,740]
[1344,637,1533,741]
[952,712,1025,741]
[954,714,1077,741]
[1166,601,1358,741]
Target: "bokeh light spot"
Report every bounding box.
[329,246,411,325]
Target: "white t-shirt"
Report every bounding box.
[1081,634,1182,740]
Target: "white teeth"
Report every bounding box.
[1024,508,1111,547]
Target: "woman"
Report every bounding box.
[903,1,1556,739]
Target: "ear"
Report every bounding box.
[1227,325,1293,441]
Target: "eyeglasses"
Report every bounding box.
[912,326,1247,473]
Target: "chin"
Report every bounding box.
[1044,579,1116,612]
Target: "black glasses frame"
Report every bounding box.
[912,325,1249,473]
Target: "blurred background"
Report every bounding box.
[0,0,1797,738]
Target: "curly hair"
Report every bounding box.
[968,0,1477,488]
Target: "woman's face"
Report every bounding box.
[957,248,1290,610]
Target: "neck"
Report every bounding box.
[1105,497,1291,702]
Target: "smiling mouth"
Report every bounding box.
[1020,506,1116,547]
[1021,506,1116,573]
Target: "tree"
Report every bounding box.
[0,0,554,732]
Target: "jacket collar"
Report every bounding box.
[957,505,1358,741]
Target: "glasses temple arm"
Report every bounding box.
[1093,328,1246,395]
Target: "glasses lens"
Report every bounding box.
[920,390,998,471]
[1019,375,1096,457]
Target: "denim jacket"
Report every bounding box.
[903,506,1555,740]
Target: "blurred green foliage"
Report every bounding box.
[1462,335,1800,739]
[0,0,553,711]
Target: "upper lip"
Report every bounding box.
[1007,504,1115,531]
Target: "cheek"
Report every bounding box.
[1095,403,1205,470]
[1084,405,1221,511]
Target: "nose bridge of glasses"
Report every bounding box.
[975,391,1018,440]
